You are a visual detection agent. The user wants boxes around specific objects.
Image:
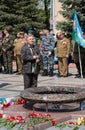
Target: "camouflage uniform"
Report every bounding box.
[41,34,55,76]
[2,34,14,73]
[0,37,3,72]
[36,32,45,74]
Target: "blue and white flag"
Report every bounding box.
[72,11,85,48]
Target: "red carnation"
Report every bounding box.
[0,113,3,118]
[52,119,57,126]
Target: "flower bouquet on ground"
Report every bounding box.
[0,97,26,110]
[27,111,57,129]
[0,96,57,130]
[0,113,25,130]
[0,111,57,130]
[56,117,85,130]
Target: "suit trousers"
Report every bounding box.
[23,73,38,89]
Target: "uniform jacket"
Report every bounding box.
[21,44,41,74]
[0,39,3,55]
[56,37,71,58]
[14,38,25,55]
[41,34,54,55]
[2,34,13,52]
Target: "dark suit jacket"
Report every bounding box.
[21,44,41,74]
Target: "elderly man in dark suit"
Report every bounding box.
[21,35,41,89]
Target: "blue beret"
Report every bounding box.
[28,30,34,33]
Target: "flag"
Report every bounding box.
[72,11,85,48]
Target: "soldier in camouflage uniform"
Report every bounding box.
[41,29,55,76]
[2,27,14,74]
[36,31,44,74]
[0,31,3,72]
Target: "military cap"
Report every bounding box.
[4,27,11,32]
[39,31,44,35]
[57,31,65,36]
[28,30,34,33]
[19,32,24,35]
[17,32,21,38]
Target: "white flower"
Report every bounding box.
[3,114,7,118]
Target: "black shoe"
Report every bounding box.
[75,74,81,78]
[9,71,13,74]
[0,68,2,73]
[13,70,18,73]
[3,70,9,74]
[42,69,48,76]
[49,69,53,77]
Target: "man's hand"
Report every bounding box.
[14,53,16,57]
[33,55,37,59]
[66,55,69,58]
[36,59,40,63]
[33,55,39,59]
[2,47,6,52]
[48,51,51,56]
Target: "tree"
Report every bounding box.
[14,0,46,33]
[0,0,47,34]
[43,0,50,28]
[56,0,85,38]
[39,0,50,29]
[0,0,16,29]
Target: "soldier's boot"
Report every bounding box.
[9,71,13,74]
[3,68,8,74]
[42,69,48,76]
[49,68,53,77]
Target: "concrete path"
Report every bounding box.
[0,63,85,98]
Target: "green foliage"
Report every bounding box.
[27,116,52,128]
[0,118,7,127]
[56,0,85,38]
[0,0,50,34]
[56,123,79,130]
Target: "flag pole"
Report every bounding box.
[78,44,83,78]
